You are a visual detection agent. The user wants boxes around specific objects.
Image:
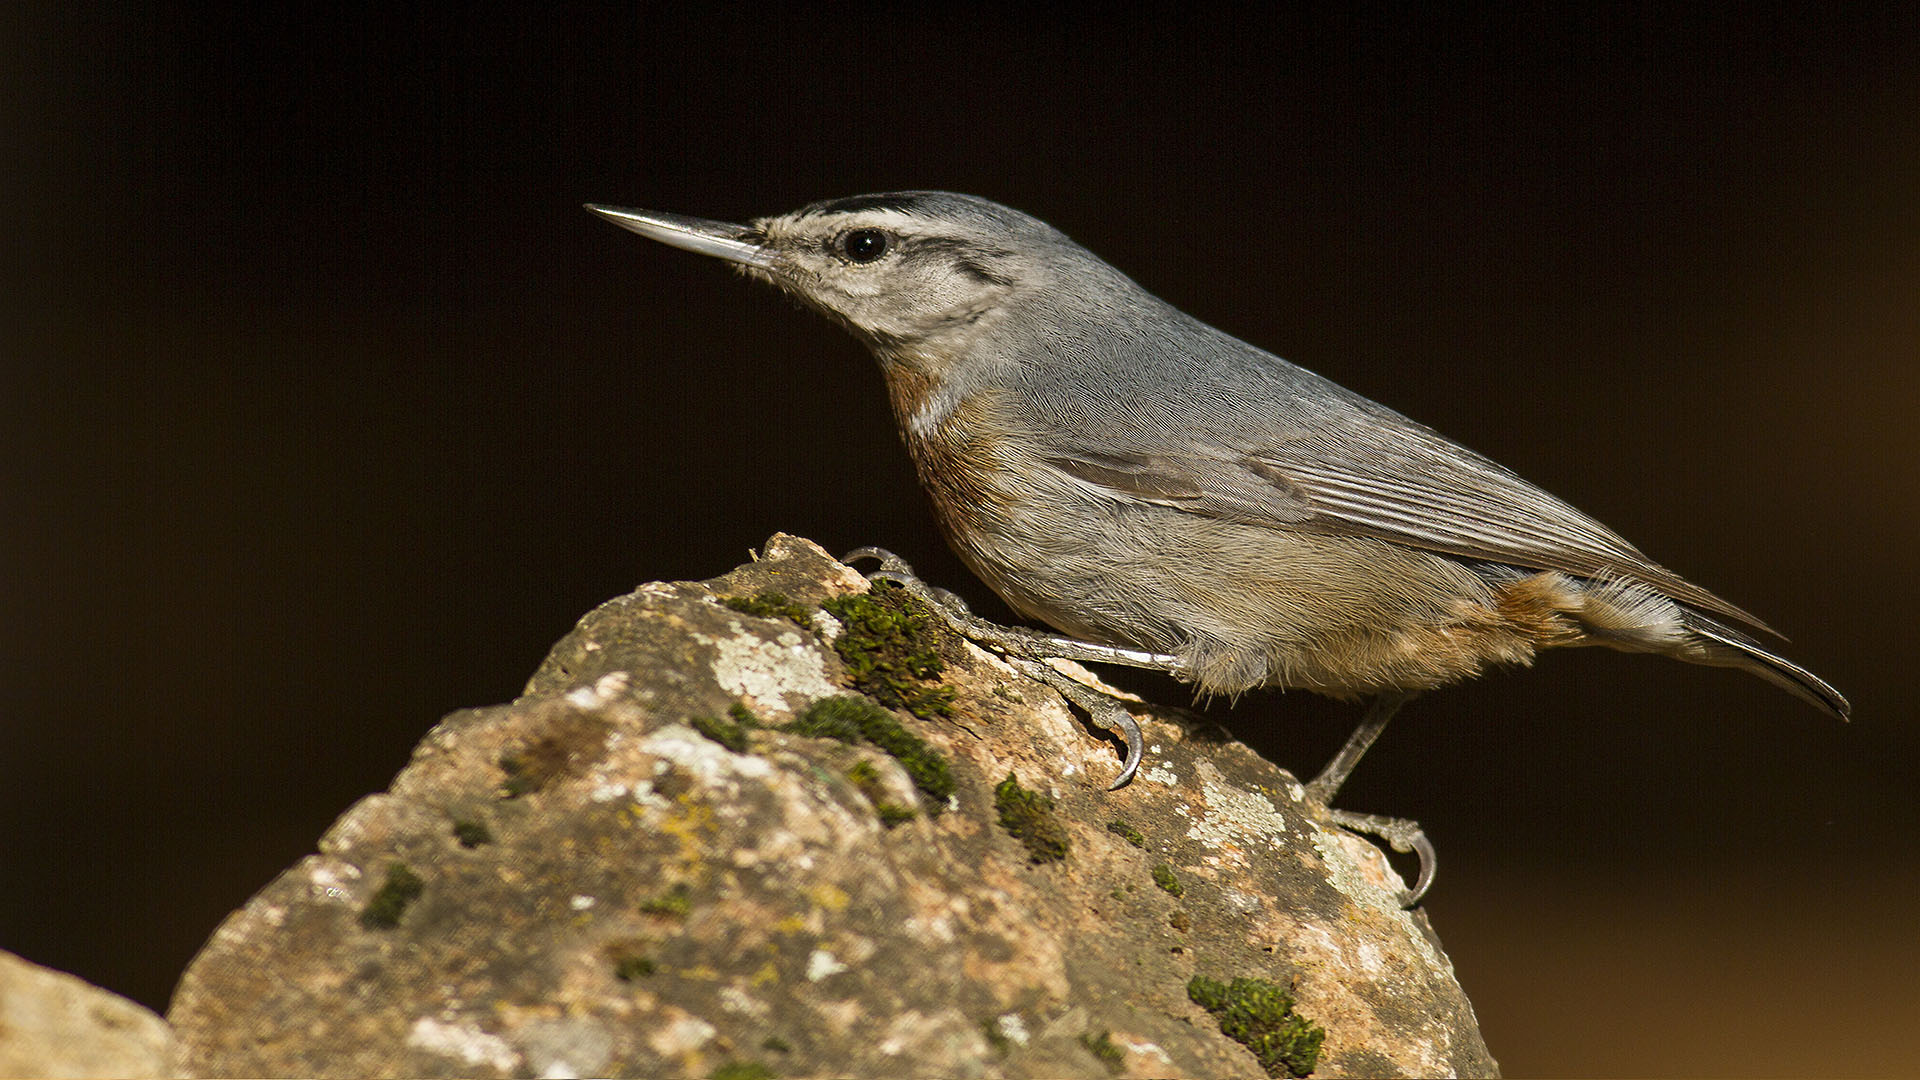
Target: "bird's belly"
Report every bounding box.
[924,455,1562,697]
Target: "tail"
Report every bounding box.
[1683,612,1851,720]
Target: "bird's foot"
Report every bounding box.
[842,547,980,622]
[841,547,1168,788]
[1318,807,1436,908]
[1007,658,1144,789]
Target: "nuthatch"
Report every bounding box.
[588,192,1848,903]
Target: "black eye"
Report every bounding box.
[841,229,889,263]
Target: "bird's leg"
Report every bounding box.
[1307,693,1436,907]
[842,547,1175,788]
[1304,693,1410,802]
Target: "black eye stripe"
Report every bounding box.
[840,229,889,263]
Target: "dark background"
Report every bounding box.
[7,5,1916,1074]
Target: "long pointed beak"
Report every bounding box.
[584,204,776,270]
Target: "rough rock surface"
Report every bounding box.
[168,534,1496,1078]
[0,949,176,1078]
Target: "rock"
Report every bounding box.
[168,534,1496,1078]
[0,949,176,1078]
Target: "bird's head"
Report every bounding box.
[589,192,1120,364]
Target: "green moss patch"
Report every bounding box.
[689,702,760,754]
[1105,820,1146,848]
[994,772,1070,864]
[822,585,955,720]
[606,941,656,981]
[1151,863,1185,897]
[451,819,492,848]
[1079,1030,1124,1074]
[359,863,425,930]
[638,883,693,919]
[784,696,866,743]
[497,750,548,798]
[846,760,917,827]
[980,1017,1013,1056]
[1188,974,1325,1078]
[723,591,814,627]
[790,695,954,811]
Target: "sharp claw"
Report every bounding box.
[842,546,910,576]
[1401,831,1437,908]
[1104,706,1143,790]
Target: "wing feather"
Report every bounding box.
[1014,307,1769,633]
[1042,409,1770,633]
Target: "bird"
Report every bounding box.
[587,192,1848,903]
